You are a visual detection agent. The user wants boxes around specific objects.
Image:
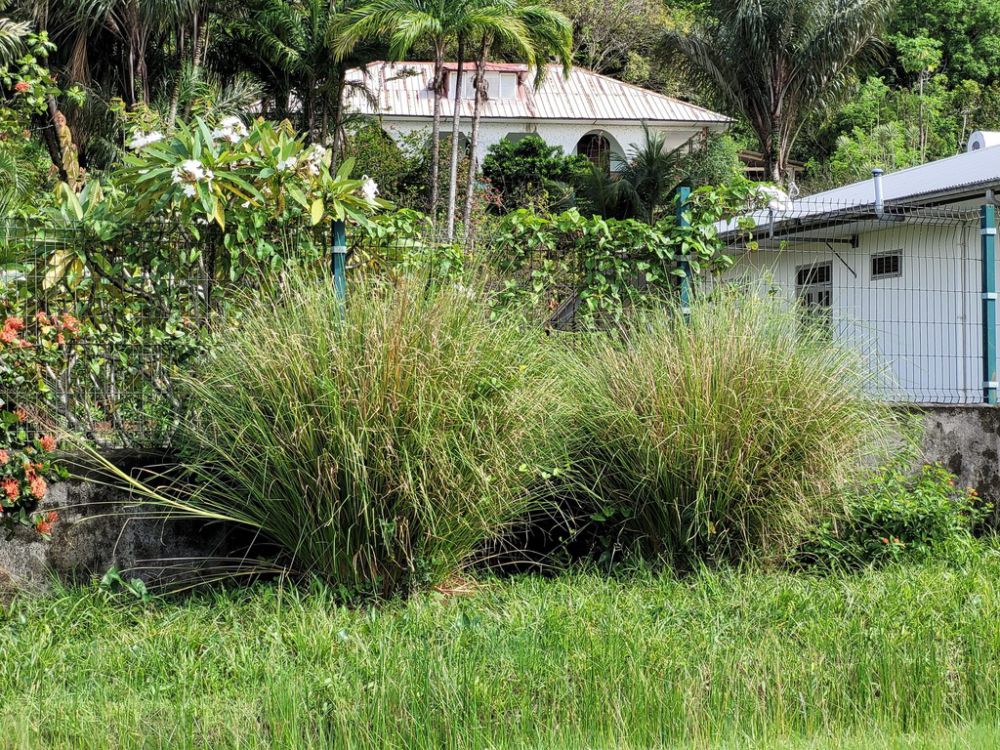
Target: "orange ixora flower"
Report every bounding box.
[60,313,80,333]
[0,328,17,344]
[34,511,58,535]
[13,81,31,93]
[3,316,24,331]
[0,450,8,465]
[14,407,27,422]
[39,435,57,453]
[29,475,47,500]
[2,478,19,502]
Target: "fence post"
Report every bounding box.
[676,186,692,319]
[332,218,347,316]
[982,203,997,404]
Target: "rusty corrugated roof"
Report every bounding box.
[344,61,731,124]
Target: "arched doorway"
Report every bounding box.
[576,132,613,172]
[576,130,626,174]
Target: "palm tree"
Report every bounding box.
[0,9,29,66]
[335,0,468,223]
[666,0,889,183]
[573,127,688,223]
[460,1,572,239]
[239,0,362,145]
[616,126,687,224]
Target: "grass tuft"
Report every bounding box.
[110,273,569,596]
[559,291,906,566]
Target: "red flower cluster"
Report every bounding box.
[35,511,58,536]
[0,311,78,538]
[13,81,31,93]
[1,316,31,348]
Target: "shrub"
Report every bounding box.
[481,135,590,211]
[797,463,989,570]
[490,198,749,328]
[0,311,78,537]
[558,291,903,567]
[108,274,569,597]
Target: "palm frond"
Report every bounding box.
[0,16,29,65]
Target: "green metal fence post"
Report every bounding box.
[676,186,692,319]
[332,218,347,317]
[982,203,997,404]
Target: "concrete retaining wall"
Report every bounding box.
[4,406,1000,597]
[0,455,244,599]
[914,404,1000,513]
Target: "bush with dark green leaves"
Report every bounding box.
[482,135,590,211]
[798,463,990,570]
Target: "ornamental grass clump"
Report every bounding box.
[129,274,568,597]
[562,291,903,567]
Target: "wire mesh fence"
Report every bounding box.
[714,199,985,404]
[2,197,995,452]
[0,219,326,448]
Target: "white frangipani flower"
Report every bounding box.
[304,144,327,176]
[171,159,211,198]
[128,130,164,151]
[360,175,379,203]
[211,116,248,144]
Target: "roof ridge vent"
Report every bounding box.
[968,131,1000,152]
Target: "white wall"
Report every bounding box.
[379,118,711,164]
[721,220,983,403]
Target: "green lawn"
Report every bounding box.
[3,556,1000,749]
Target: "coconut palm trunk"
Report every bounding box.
[462,35,490,241]
[429,45,445,223]
[446,35,466,242]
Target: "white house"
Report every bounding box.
[343,61,731,168]
[719,134,1000,404]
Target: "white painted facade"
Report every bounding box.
[721,218,982,403]
[716,136,1000,404]
[379,119,709,166]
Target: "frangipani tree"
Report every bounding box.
[41,116,387,290]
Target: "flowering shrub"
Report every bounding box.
[121,118,386,240]
[0,312,79,538]
[797,463,990,570]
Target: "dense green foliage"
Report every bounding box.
[481,134,589,210]
[559,292,900,566]
[105,275,569,596]
[799,463,990,570]
[3,559,1000,747]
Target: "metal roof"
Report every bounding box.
[344,61,731,125]
[802,144,1000,207]
[719,145,1000,239]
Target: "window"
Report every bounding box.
[795,261,832,335]
[871,251,902,280]
[459,71,517,99]
[504,132,533,143]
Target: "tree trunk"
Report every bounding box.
[429,46,445,225]
[49,99,82,190]
[446,35,467,242]
[462,36,490,242]
[183,11,205,120]
[762,127,781,183]
[166,24,186,129]
[330,66,348,168]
